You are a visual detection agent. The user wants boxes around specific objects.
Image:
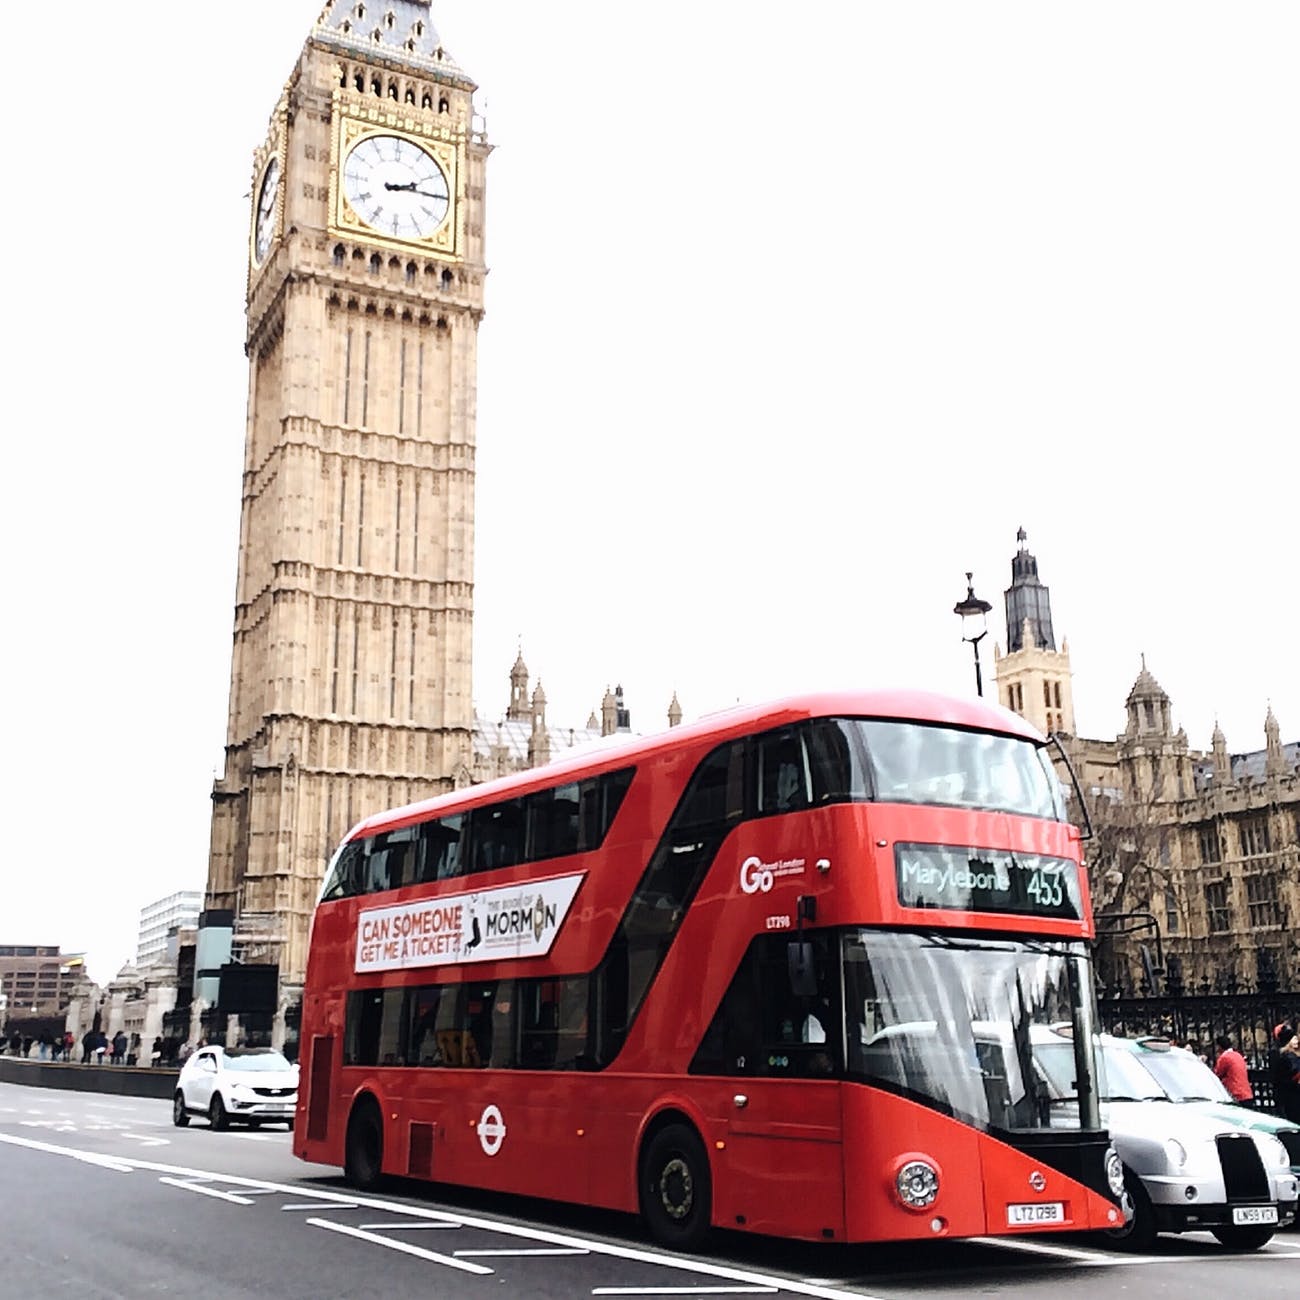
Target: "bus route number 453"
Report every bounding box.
[1024,869,1064,909]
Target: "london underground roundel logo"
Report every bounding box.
[477,1104,506,1156]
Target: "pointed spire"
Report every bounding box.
[506,643,530,721]
[668,692,682,728]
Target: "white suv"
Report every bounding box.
[173,1046,299,1130]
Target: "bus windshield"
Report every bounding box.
[854,721,1066,820]
[843,931,1098,1133]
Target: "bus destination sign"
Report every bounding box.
[355,872,585,973]
[894,843,1082,920]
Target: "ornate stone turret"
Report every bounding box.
[1211,718,1232,785]
[601,686,617,737]
[527,681,550,767]
[1265,703,1286,777]
[507,647,530,721]
[1118,656,1191,800]
[668,692,683,728]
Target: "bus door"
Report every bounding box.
[694,932,846,1238]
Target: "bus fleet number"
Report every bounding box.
[765,915,792,931]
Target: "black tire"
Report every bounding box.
[1211,1223,1275,1251]
[639,1122,712,1251]
[1103,1169,1157,1252]
[208,1094,229,1131]
[172,1092,190,1128]
[344,1097,384,1191]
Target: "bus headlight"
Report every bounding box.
[1105,1147,1125,1199]
[895,1159,940,1210]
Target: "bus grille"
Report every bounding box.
[1278,1129,1300,1168]
[1217,1133,1269,1201]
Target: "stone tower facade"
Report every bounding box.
[204,1,489,997]
[993,529,1075,736]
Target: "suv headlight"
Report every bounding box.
[1105,1147,1125,1198]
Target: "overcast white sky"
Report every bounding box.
[6,3,1298,986]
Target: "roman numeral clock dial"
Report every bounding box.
[343,134,450,241]
[253,156,280,264]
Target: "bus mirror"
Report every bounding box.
[788,941,818,997]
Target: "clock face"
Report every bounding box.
[254,157,280,264]
[343,134,450,241]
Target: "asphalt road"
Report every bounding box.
[2,1079,1297,1299]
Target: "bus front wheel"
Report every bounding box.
[344,1097,384,1191]
[640,1122,712,1251]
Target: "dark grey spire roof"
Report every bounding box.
[314,1,473,85]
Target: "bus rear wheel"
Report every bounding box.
[640,1122,712,1251]
[344,1097,384,1191]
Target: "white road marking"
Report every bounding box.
[119,1133,170,1148]
[968,1235,1134,1262]
[357,1222,459,1231]
[592,1290,779,1296]
[159,1177,254,1205]
[454,1247,589,1257]
[306,1218,494,1274]
[280,1202,359,1212]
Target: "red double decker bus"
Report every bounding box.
[294,688,1124,1246]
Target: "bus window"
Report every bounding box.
[407,986,447,1065]
[755,728,811,815]
[674,741,745,832]
[805,719,873,804]
[365,825,418,893]
[345,988,406,1066]
[526,783,581,860]
[320,838,366,901]
[691,933,840,1078]
[418,814,465,882]
[578,768,635,849]
[468,800,526,873]
[519,976,591,1070]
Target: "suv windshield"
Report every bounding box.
[224,1050,293,1073]
[842,931,1100,1133]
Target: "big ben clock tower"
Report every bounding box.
[203,1,489,1022]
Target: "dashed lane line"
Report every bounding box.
[158,1176,256,1205]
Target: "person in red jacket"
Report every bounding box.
[1212,1035,1254,1105]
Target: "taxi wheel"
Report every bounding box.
[639,1122,712,1251]
[209,1094,229,1131]
[1210,1224,1275,1251]
[1103,1170,1157,1252]
[172,1092,189,1128]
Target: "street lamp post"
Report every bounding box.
[953,572,993,697]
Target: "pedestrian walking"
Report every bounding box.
[1212,1035,1254,1105]
[1272,1023,1300,1123]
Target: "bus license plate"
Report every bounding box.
[1007,1202,1065,1226]
[1232,1205,1277,1226]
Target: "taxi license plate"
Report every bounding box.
[1232,1205,1277,1226]
[1007,1201,1065,1226]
